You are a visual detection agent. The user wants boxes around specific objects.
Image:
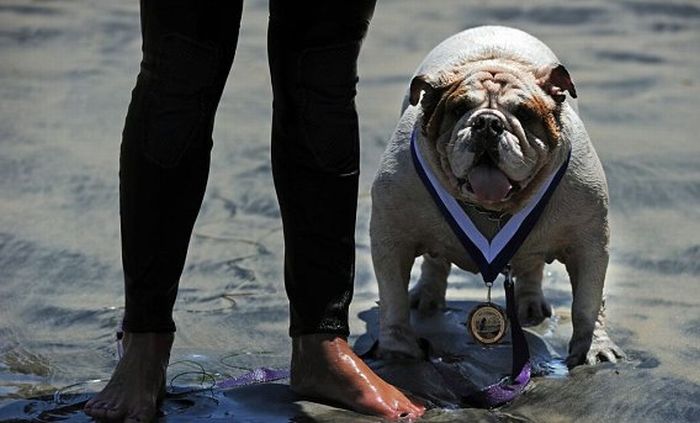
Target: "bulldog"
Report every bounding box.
[370,26,624,367]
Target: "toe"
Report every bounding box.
[84,400,108,418]
[396,407,423,422]
[84,397,98,410]
[412,401,426,415]
[124,406,155,423]
[398,392,424,415]
[397,411,415,422]
[355,392,405,421]
[403,403,424,419]
[585,350,599,365]
[389,392,425,421]
[613,346,626,359]
[600,349,618,363]
[104,404,125,420]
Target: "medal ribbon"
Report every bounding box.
[410,128,570,283]
[410,127,570,407]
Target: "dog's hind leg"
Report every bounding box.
[513,261,552,327]
[409,254,450,315]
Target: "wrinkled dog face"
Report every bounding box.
[411,58,576,212]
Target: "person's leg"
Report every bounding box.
[268,2,424,420]
[269,3,364,340]
[84,1,243,422]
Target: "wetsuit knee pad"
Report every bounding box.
[298,41,362,175]
[142,34,219,168]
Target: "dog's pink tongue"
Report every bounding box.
[468,164,512,202]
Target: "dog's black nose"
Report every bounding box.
[472,113,504,139]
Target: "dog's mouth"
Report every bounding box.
[457,155,521,203]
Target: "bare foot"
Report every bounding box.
[291,334,425,421]
[84,332,173,422]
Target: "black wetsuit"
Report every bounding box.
[120,0,376,337]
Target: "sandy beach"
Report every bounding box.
[1,0,699,421]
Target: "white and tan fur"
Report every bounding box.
[370,26,623,367]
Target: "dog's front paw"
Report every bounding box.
[586,326,626,365]
[378,326,424,360]
[409,281,446,315]
[516,292,552,327]
[566,326,625,368]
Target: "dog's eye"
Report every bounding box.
[513,106,538,124]
[452,103,470,118]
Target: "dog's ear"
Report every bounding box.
[410,74,462,139]
[535,63,577,103]
[410,73,458,120]
[409,74,434,106]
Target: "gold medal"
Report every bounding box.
[467,281,508,346]
[467,302,508,346]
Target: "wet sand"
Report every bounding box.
[1,0,699,421]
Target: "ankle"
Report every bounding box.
[291,334,347,383]
[122,332,174,354]
[293,333,347,352]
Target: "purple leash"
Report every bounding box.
[216,367,290,389]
